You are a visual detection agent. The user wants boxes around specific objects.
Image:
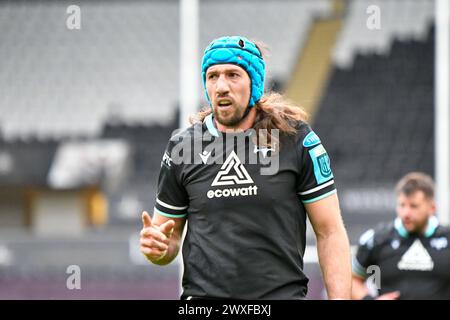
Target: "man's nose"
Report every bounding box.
[401,207,411,218]
[215,75,230,94]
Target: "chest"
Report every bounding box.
[376,237,450,280]
[180,138,300,218]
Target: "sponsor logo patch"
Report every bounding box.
[253,144,276,158]
[391,239,400,250]
[212,151,254,186]
[308,144,333,184]
[303,131,321,148]
[208,151,257,199]
[162,152,172,167]
[430,237,448,250]
[398,239,434,271]
[199,150,212,164]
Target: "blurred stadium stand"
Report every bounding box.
[0,0,331,141]
[0,0,437,299]
[315,0,435,242]
[333,0,434,68]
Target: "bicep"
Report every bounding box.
[305,192,344,238]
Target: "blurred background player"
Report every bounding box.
[140,36,351,300]
[352,172,450,300]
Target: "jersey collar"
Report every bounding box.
[203,113,254,138]
[204,114,220,137]
[394,215,439,238]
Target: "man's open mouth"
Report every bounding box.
[218,100,232,108]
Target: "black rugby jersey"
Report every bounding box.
[154,114,336,299]
[353,216,450,299]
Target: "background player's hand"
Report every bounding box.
[140,211,175,262]
[376,291,400,300]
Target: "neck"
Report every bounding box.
[418,222,429,235]
[395,215,439,238]
[215,107,257,133]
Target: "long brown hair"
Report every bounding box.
[189,92,308,148]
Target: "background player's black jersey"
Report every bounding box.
[154,114,336,299]
[353,216,450,300]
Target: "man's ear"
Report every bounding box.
[429,200,437,215]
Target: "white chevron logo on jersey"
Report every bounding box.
[397,239,434,271]
[212,151,254,186]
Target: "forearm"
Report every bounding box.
[316,226,352,299]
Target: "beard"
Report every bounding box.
[213,104,247,127]
[402,218,429,234]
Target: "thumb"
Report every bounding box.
[142,211,153,228]
[159,219,175,237]
[377,291,401,300]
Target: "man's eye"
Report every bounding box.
[207,74,217,80]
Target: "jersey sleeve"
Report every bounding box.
[352,229,376,279]
[296,124,336,204]
[154,140,189,218]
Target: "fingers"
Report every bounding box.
[140,238,168,251]
[140,246,167,260]
[142,211,153,228]
[159,219,175,238]
[140,227,169,244]
[140,232,168,261]
[388,291,401,299]
[376,291,400,300]
[139,214,174,262]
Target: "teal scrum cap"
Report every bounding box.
[201,36,265,107]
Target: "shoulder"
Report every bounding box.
[160,123,204,168]
[434,225,450,239]
[293,120,312,138]
[277,120,318,148]
[290,121,323,148]
[357,221,396,250]
[165,122,204,151]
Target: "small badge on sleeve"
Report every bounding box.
[303,131,321,148]
[308,144,333,184]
